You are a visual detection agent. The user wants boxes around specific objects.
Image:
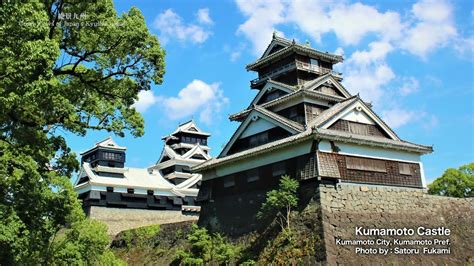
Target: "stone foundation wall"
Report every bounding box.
[318,183,474,265]
[88,206,198,235]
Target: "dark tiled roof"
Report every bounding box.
[247,37,343,70]
[254,106,305,132]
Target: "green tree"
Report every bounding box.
[428,163,474,198]
[174,224,240,265]
[0,0,165,264]
[257,175,299,232]
[50,219,125,265]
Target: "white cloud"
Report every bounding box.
[235,0,462,58]
[153,9,212,45]
[236,0,403,55]
[399,77,420,96]
[133,90,160,113]
[454,36,474,58]
[235,0,287,55]
[197,8,213,25]
[162,80,229,125]
[401,0,457,58]
[341,41,395,104]
[349,41,393,66]
[343,63,395,104]
[133,80,229,125]
[381,108,439,130]
[382,108,417,129]
[329,3,403,44]
[334,47,344,57]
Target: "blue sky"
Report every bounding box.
[66,0,473,183]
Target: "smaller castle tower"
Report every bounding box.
[149,120,211,186]
[80,137,126,169]
[74,121,212,221]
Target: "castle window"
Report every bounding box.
[223,176,235,188]
[127,188,134,194]
[272,161,286,177]
[310,58,319,67]
[147,190,154,195]
[399,163,412,175]
[106,187,113,192]
[246,169,259,183]
[346,157,386,173]
[348,122,370,135]
[103,152,121,161]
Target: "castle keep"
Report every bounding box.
[74,121,209,234]
[193,34,433,235]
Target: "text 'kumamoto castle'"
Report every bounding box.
[75,34,473,264]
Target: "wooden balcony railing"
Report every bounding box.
[250,61,342,86]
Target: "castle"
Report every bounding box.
[74,121,209,233]
[193,34,433,235]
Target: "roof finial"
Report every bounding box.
[305,40,310,47]
[272,30,277,39]
[292,39,296,45]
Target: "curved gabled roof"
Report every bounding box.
[75,163,200,197]
[80,136,126,155]
[247,36,343,71]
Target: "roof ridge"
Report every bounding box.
[178,119,194,126]
[229,89,347,121]
[309,96,359,128]
[301,73,331,90]
[254,105,305,132]
[266,79,297,90]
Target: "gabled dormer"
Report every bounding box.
[220,106,304,157]
[162,120,210,148]
[80,137,126,168]
[246,34,344,89]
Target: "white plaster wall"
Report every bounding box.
[240,118,276,138]
[213,139,313,178]
[319,140,421,162]
[341,110,374,124]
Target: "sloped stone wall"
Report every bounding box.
[318,183,474,265]
[88,206,198,235]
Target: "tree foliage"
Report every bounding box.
[50,219,125,265]
[0,0,165,263]
[428,163,474,198]
[174,224,240,265]
[257,175,299,232]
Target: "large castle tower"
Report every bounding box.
[193,34,433,235]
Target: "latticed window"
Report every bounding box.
[348,122,370,135]
[103,152,121,160]
[346,156,386,172]
[399,163,412,175]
